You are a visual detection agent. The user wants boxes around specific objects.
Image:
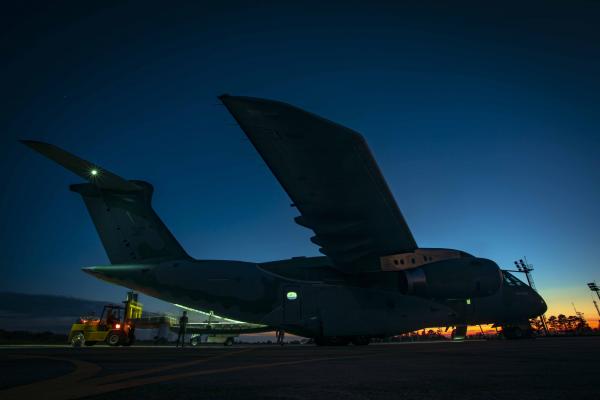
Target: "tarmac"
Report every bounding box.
[0,337,598,400]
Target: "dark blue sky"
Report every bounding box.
[1,1,599,316]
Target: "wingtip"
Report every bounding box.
[20,139,54,150]
[218,94,270,110]
[20,139,41,146]
[218,93,234,106]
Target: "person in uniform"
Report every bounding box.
[176,311,189,348]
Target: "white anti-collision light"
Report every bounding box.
[90,169,98,176]
[286,291,298,300]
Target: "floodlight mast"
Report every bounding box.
[510,257,548,335]
[587,282,600,301]
[514,258,536,290]
[571,302,586,322]
[587,282,600,328]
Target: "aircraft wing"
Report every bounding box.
[220,95,417,273]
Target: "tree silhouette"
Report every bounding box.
[535,314,592,335]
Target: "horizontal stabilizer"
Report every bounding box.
[21,140,141,192]
[22,140,189,264]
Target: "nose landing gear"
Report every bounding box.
[314,336,371,346]
[502,324,534,339]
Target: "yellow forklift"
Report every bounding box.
[68,291,142,347]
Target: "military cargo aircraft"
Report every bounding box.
[22,94,547,345]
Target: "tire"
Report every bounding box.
[512,327,523,339]
[314,336,349,346]
[503,326,530,340]
[351,336,371,346]
[107,332,122,346]
[190,336,199,346]
[71,332,85,348]
[224,338,234,346]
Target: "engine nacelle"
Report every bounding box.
[398,257,502,299]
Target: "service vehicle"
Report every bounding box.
[68,292,142,347]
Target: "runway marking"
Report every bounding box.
[88,348,254,385]
[0,355,101,400]
[0,350,369,399]
[87,354,369,395]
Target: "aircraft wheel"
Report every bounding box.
[351,336,371,346]
[314,336,349,346]
[502,327,513,339]
[71,332,85,348]
[332,337,350,346]
[190,336,200,346]
[107,332,122,346]
[511,327,523,339]
[224,337,234,346]
[503,327,518,339]
[503,326,533,340]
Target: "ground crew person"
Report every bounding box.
[276,329,285,345]
[176,311,188,348]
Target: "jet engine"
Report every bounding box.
[398,257,502,299]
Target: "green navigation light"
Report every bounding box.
[286,291,298,300]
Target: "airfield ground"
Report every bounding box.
[0,337,597,399]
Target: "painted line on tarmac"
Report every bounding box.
[0,348,255,400]
[0,351,369,399]
[90,354,370,395]
[89,348,255,385]
[0,355,101,400]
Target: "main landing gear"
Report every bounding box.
[314,336,371,346]
[501,325,534,339]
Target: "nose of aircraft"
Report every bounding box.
[530,288,548,316]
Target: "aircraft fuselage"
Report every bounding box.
[85,251,547,338]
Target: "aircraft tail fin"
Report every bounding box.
[21,140,190,264]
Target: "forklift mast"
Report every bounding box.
[124,291,143,322]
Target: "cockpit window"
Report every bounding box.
[502,271,526,287]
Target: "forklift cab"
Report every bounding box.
[99,305,123,330]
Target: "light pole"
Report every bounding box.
[513,258,535,289]
[511,258,548,335]
[587,282,600,329]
